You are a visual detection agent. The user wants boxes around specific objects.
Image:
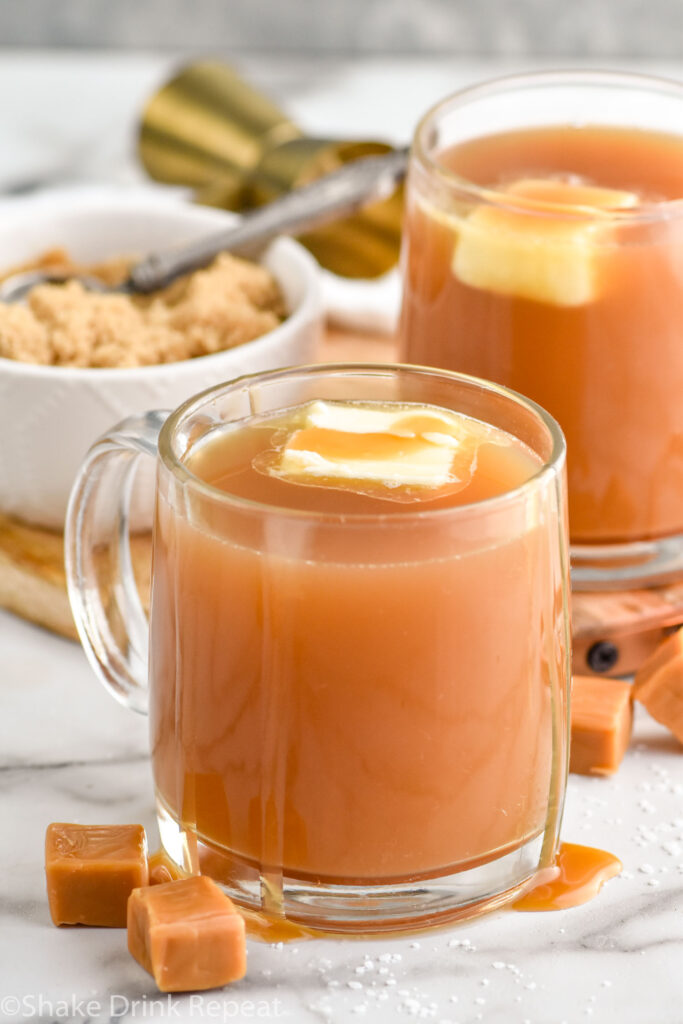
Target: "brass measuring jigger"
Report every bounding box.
[138,61,403,278]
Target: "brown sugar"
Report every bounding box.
[0,248,285,368]
[634,628,683,743]
[127,875,246,992]
[570,675,633,776]
[45,822,148,927]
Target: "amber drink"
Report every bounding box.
[400,72,683,586]
[66,364,569,932]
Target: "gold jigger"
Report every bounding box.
[138,61,403,278]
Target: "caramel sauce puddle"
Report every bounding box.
[239,908,318,943]
[147,848,186,885]
[513,842,622,912]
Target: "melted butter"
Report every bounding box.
[287,425,454,463]
[258,399,497,501]
[452,177,640,308]
[513,842,622,912]
[504,177,639,216]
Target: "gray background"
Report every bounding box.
[0,0,682,56]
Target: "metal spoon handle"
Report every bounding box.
[129,147,409,293]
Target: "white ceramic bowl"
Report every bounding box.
[0,189,323,529]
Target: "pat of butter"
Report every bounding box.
[453,178,638,307]
[276,401,478,491]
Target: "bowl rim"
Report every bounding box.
[0,189,323,381]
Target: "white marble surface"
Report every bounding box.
[3,608,683,1023]
[2,51,683,1023]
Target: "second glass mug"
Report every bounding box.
[400,70,683,589]
[65,363,570,932]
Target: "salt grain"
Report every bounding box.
[308,1002,332,1018]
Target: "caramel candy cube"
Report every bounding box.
[634,630,683,743]
[570,675,633,776]
[635,628,683,687]
[127,875,246,992]
[45,823,148,927]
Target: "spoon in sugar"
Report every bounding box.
[0,148,408,303]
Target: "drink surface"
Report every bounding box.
[186,399,541,514]
[148,399,564,886]
[444,126,683,201]
[401,125,683,544]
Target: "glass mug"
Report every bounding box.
[65,363,570,932]
[400,71,683,589]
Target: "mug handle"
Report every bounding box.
[64,410,169,715]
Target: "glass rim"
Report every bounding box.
[157,362,566,524]
[412,68,683,224]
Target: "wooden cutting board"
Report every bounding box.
[3,323,682,676]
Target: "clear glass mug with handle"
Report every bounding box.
[65,362,570,932]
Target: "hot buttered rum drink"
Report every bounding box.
[149,397,565,896]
